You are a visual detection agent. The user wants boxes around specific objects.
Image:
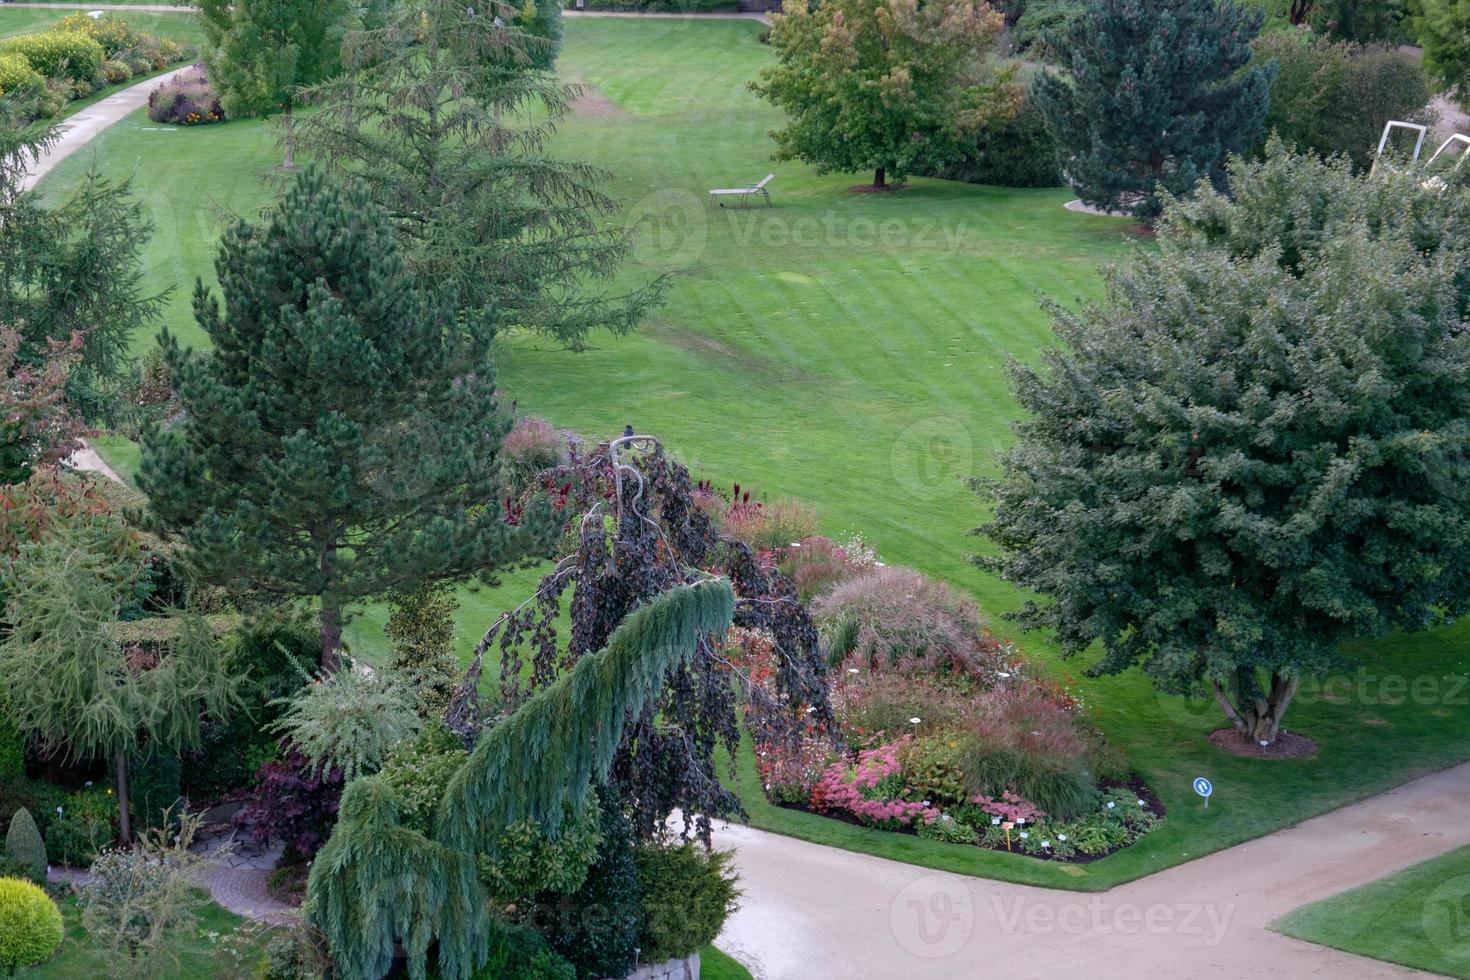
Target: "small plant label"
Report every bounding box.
[1194,776,1213,808]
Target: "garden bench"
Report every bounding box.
[709,174,774,208]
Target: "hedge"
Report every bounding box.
[0,31,104,85]
[0,52,43,98]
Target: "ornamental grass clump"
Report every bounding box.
[147,66,224,125]
[813,565,1007,683]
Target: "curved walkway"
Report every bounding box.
[19,64,193,195]
[714,759,1470,979]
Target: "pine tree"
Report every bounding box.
[1415,0,1470,94]
[1035,0,1275,219]
[197,0,351,168]
[293,0,660,350]
[140,169,558,670]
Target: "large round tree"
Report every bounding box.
[752,0,1017,190]
[980,144,1470,745]
[141,169,557,671]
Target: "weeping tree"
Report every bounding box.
[979,143,1470,745]
[306,579,737,980]
[463,434,835,841]
[0,523,240,843]
[294,0,660,350]
[307,434,834,979]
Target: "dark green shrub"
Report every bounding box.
[128,750,182,834]
[474,919,576,980]
[633,844,739,963]
[182,620,316,799]
[384,586,459,720]
[0,876,63,972]
[4,808,46,885]
[378,723,464,835]
[934,91,1061,188]
[478,799,603,906]
[1255,31,1431,171]
[44,788,116,867]
[539,791,643,979]
[0,706,24,784]
[1012,0,1085,58]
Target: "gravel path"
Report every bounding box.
[18,64,193,195]
[714,758,1470,979]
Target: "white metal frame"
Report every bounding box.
[1427,133,1470,170]
[1373,121,1428,174]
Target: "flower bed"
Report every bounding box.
[713,513,1164,863]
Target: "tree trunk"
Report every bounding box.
[873,166,887,189]
[1289,0,1315,25]
[1210,671,1300,746]
[320,601,342,674]
[282,103,296,170]
[115,751,132,845]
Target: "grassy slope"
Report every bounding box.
[46,18,1470,892]
[0,8,203,45]
[1273,844,1470,979]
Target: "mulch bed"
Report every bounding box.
[1207,727,1319,760]
[774,772,1165,864]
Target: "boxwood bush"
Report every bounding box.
[4,809,46,886]
[634,843,739,963]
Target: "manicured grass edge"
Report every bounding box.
[699,945,752,980]
[1270,843,1470,980]
[732,733,1470,893]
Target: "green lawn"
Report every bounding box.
[0,7,203,45]
[1273,844,1470,978]
[41,17,1470,893]
[700,945,753,980]
[20,890,263,978]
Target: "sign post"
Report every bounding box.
[1193,776,1213,809]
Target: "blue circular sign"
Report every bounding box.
[1193,777,1213,798]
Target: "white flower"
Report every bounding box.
[997,672,1011,678]
[875,561,886,567]
[848,667,860,674]
[790,542,802,548]
[805,705,816,713]
[922,800,931,807]
[1138,800,1146,807]
[909,717,921,725]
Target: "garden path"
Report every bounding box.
[18,64,194,195]
[713,757,1470,978]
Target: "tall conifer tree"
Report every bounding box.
[1035,0,1274,219]
[140,169,557,670]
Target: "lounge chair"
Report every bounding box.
[709,174,774,208]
